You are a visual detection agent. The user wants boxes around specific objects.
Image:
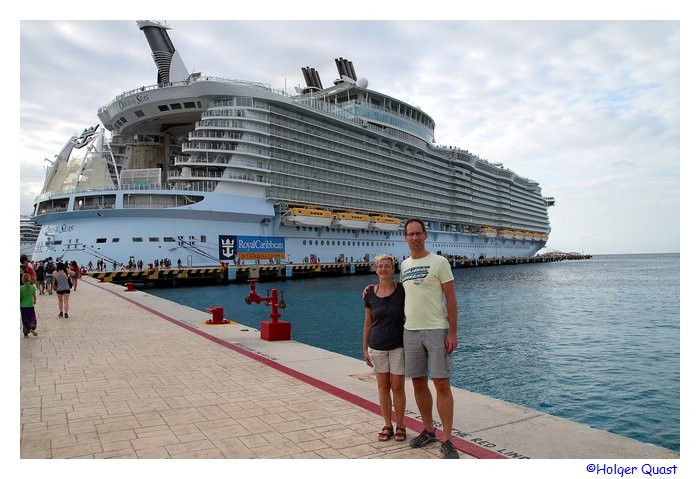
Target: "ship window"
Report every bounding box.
[112,238,120,243]
[96,238,107,243]
[132,237,143,242]
[197,101,202,108]
[315,240,319,246]
[135,110,145,118]
[303,240,307,245]
[53,240,62,245]
[201,235,207,242]
[158,105,170,112]
[320,241,324,246]
[164,237,175,242]
[170,103,182,110]
[149,237,159,242]
[184,102,196,108]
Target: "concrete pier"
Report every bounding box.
[20,277,677,462]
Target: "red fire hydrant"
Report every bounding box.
[245,280,290,341]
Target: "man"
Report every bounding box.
[400,218,459,459]
[20,255,36,285]
[44,258,55,295]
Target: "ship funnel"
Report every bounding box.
[137,20,190,84]
[334,57,357,81]
[301,66,324,93]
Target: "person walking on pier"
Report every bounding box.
[401,218,459,459]
[69,261,81,291]
[363,254,407,442]
[52,262,74,318]
[20,273,38,337]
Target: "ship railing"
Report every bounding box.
[74,204,116,211]
[98,76,282,113]
[34,182,220,202]
[168,169,269,185]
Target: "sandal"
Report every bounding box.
[378,426,394,441]
[395,426,407,442]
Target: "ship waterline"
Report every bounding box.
[31,20,553,267]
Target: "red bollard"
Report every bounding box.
[124,282,136,292]
[206,306,230,325]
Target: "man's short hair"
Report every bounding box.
[403,218,426,236]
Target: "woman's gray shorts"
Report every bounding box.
[368,347,405,375]
[403,329,452,379]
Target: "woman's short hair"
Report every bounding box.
[374,254,395,268]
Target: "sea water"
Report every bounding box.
[150,253,680,451]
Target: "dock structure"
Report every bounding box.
[85,254,592,287]
[20,276,677,461]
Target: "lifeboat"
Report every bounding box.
[480,226,497,238]
[333,212,371,229]
[281,207,334,227]
[498,229,515,240]
[369,215,401,232]
[513,230,525,240]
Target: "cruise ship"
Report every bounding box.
[31,20,554,268]
[20,215,41,259]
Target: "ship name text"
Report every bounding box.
[119,94,150,110]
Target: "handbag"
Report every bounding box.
[68,276,73,289]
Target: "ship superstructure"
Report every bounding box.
[31,20,553,267]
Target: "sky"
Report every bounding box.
[14,6,685,256]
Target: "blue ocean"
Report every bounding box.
[150,253,680,451]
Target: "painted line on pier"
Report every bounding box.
[91,280,505,459]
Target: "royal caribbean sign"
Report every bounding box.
[218,235,286,260]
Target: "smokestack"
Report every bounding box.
[137,20,190,84]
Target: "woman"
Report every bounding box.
[69,260,81,291]
[52,262,74,318]
[20,273,38,337]
[363,254,407,441]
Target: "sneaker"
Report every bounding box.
[440,439,459,459]
[64,313,69,319]
[58,312,63,318]
[31,330,38,336]
[409,429,437,448]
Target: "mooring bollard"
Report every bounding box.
[206,306,230,325]
[124,282,136,292]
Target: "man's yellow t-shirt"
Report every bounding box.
[400,253,454,330]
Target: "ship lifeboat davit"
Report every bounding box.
[281,207,334,227]
[369,215,401,232]
[333,212,371,229]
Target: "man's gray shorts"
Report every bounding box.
[403,329,452,379]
